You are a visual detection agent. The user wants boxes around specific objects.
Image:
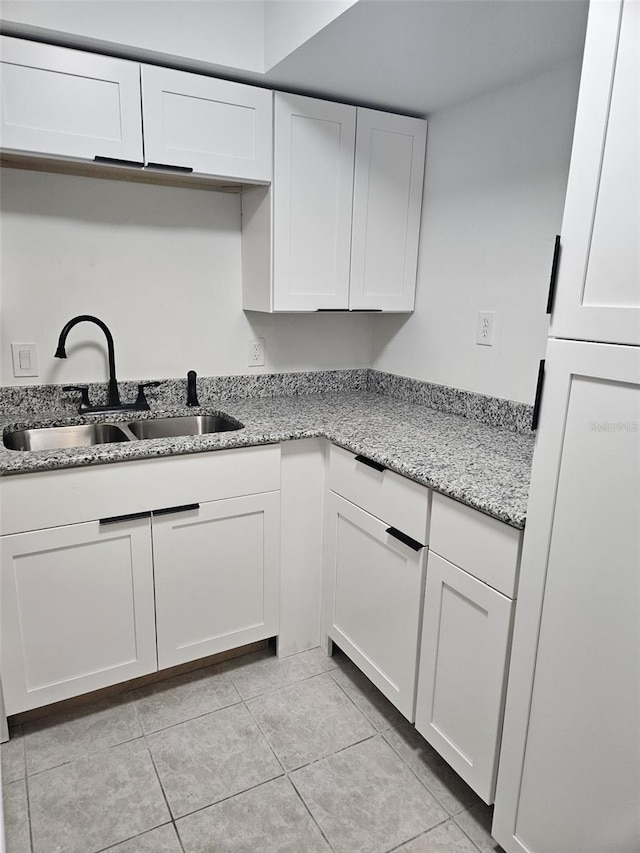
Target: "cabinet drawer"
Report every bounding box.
[0,444,280,535]
[429,492,521,598]
[329,444,430,545]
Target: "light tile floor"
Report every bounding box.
[1,646,505,853]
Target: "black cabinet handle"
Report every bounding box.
[355,454,386,473]
[94,156,144,168]
[531,360,546,431]
[145,162,194,174]
[152,503,200,517]
[386,527,424,552]
[546,235,561,315]
[100,510,151,526]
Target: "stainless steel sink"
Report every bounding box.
[127,414,242,440]
[3,423,131,451]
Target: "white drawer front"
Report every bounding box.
[329,444,430,545]
[429,492,521,598]
[0,444,281,535]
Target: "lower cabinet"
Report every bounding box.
[0,446,281,716]
[415,551,514,803]
[415,492,522,804]
[153,493,280,669]
[1,517,157,712]
[323,460,429,720]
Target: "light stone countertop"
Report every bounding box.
[0,391,534,528]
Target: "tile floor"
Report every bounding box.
[1,646,505,853]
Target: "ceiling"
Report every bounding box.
[261,0,589,116]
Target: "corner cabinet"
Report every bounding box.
[0,36,272,183]
[242,94,427,312]
[0,446,280,715]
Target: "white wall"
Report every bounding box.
[0,169,374,386]
[263,1,356,70]
[371,59,583,404]
[0,1,266,72]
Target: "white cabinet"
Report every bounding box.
[550,0,639,345]
[492,339,640,853]
[0,36,143,162]
[0,446,281,715]
[140,66,272,182]
[1,517,156,714]
[153,493,280,669]
[416,553,513,804]
[323,445,430,719]
[349,108,426,311]
[0,36,272,183]
[242,95,426,312]
[415,492,521,803]
[324,492,426,720]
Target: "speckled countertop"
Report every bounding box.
[0,389,534,528]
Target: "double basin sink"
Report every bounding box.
[3,414,242,452]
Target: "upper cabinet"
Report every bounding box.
[0,36,143,162]
[550,0,639,346]
[0,36,273,183]
[140,66,272,182]
[271,94,357,311]
[242,93,427,312]
[349,109,427,311]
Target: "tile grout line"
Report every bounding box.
[380,726,473,819]
[286,771,338,853]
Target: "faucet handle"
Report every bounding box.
[63,385,92,412]
[135,381,163,410]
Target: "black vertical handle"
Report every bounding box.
[546,235,561,315]
[531,360,545,431]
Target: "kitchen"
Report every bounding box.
[0,2,638,852]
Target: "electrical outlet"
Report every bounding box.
[476,312,495,346]
[248,338,265,367]
[11,342,39,377]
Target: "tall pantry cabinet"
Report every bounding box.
[492,2,640,852]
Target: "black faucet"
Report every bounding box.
[55,315,159,413]
[55,315,121,408]
[186,370,200,407]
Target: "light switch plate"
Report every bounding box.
[11,342,39,377]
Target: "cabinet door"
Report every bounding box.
[273,94,356,311]
[415,552,513,804]
[0,36,143,163]
[324,491,426,720]
[493,339,640,853]
[1,518,156,715]
[349,109,426,311]
[152,494,280,669]
[550,0,639,345]
[141,66,272,181]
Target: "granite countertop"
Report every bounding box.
[0,391,534,528]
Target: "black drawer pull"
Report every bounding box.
[531,360,546,431]
[546,235,561,315]
[153,503,200,517]
[94,156,144,168]
[100,511,151,526]
[145,162,194,174]
[386,527,424,552]
[355,454,386,473]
